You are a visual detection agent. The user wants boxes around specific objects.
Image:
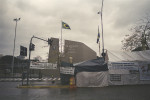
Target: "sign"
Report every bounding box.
[30,61,57,69]
[60,67,75,75]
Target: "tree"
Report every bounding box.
[122,15,150,51]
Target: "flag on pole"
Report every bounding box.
[97,26,100,43]
[62,21,71,29]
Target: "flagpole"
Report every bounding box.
[98,25,101,57]
[61,21,62,54]
[101,0,104,54]
[99,41,101,57]
[97,0,105,59]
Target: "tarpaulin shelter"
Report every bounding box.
[107,50,150,62]
[74,58,109,87]
[106,50,150,85]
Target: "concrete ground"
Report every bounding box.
[0,82,150,100]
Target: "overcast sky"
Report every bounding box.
[0,0,150,60]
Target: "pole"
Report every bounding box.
[27,36,34,85]
[99,41,101,57]
[12,18,20,77]
[61,21,63,54]
[48,45,51,62]
[98,25,101,57]
[101,0,104,55]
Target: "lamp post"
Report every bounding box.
[12,18,21,77]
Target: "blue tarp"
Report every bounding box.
[74,58,108,75]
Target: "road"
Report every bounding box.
[0,82,150,100]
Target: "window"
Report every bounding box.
[110,74,121,81]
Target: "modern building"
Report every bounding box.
[62,39,97,63]
[48,38,97,64]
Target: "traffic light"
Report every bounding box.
[30,43,35,51]
[48,38,53,46]
[20,46,27,56]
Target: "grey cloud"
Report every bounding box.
[110,0,150,29]
[1,0,150,58]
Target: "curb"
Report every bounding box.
[17,85,70,88]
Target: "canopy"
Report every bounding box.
[74,58,108,75]
[107,50,150,62]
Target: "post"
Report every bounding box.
[48,45,51,62]
[101,0,105,56]
[12,18,20,77]
[61,21,63,54]
[99,41,101,57]
[98,25,101,57]
[27,36,34,85]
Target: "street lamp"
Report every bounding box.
[12,18,21,77]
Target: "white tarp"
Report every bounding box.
[109,69,129,74]
[107,50,150,62]
[107,50,150,82]
[108,74,139,85]
[76,71,108,87]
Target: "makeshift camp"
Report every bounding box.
[107,50,150,85]
[74,58,108,87]
[60,50,150,87]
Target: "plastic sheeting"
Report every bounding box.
[108,74,139,85]
[76,71,109,87]
[107,50,150,62]
[109,69,130,74]
[74,58,108,75]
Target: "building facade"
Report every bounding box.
[48,38,97,64]
[62,39,97,63]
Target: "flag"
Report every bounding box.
[62,21,71,29]
[97,26,100,43]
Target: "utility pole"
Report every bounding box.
[12,18,21,77]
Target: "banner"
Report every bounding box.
[30,61,57,69]
[108,62,139,70]
[139,62,150,80]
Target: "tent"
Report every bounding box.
[107,50,150,62]
[106,50,150,85]
[74,58,109,87]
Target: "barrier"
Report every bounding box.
[69,76,76,89]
